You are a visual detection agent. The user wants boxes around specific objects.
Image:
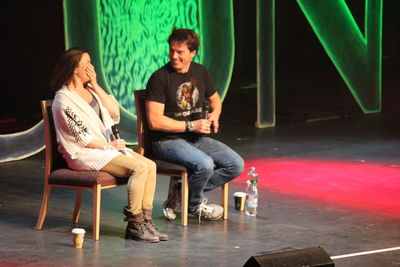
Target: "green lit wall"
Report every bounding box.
[256,0,275,128]
[99,0,200,114]
[257,0,383,127]
[63,0,235,142]
[297,0,382,113]
[64,0,382,133]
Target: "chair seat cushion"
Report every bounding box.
[49,169,127,187]
[151,158,187,175]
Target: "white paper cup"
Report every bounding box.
[71,228,86,248]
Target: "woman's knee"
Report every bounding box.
[133,161,148,177]
[146,159,157,173]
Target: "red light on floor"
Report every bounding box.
[235,158,400,218]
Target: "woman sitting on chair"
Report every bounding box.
[50,47,167,242]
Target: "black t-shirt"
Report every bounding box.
[146,62,217,141]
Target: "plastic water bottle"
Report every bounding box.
[245,167,258,216]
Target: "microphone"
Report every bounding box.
[203,100,210,120]
[111,125,126,155]
[83,82,92,88]
[203,100,213,134]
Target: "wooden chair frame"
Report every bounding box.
[35,100,125,240]
[134,90,228,226]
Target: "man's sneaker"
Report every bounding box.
[162,178,181,220]
[190,198,223,221]
[162,207,176,220]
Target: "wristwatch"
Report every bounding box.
[185,121,194,132]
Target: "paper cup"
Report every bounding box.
[233,192,246,211]
[72,228,86,248]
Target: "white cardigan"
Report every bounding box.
[52,86,122,170]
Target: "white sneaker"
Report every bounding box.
[162,207,176,220]
[162,178,181,220]
[190,198,223,221]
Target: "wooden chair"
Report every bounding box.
[133,89,228,226]
[35,100,127,240]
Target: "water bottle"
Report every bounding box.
[245,167,258,216]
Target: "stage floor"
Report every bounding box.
[1,85,400,266]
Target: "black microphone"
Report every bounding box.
[83,82,92,88]
[111,125,126,155]
[203,100,210,120]
[203,100,213,134]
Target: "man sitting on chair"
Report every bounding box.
[145,28,244,221]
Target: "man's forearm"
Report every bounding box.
[148,116,187,132]
[209,92,222,117]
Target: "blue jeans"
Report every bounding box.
[153,136,244,211]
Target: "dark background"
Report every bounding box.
[1,0,399,133]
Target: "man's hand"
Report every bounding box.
[192,119,212,134]
[207,113,219,133]
[206,92,221,133]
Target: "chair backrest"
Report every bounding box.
[41,100,68,175]
[133,90,154,157]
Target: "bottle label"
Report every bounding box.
[246,203,257,208]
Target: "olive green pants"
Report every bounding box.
[100,151,156,215]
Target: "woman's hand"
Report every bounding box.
[108,139,126,151]
[85,64,99,88]
[84,63,120,119]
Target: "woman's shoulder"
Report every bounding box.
[54,85,67,95]
[53,86,73,108]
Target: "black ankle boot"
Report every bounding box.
[143,209,169,241]
[123,207,159,242]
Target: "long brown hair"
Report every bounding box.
[50,47,88,91]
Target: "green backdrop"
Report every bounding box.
[63,0,235,142]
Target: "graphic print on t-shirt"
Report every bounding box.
[176,81,199,110]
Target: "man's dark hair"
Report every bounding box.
[168,28,199,52]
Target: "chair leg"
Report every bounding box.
[72,189,83,223]
[181,172,189,227]
[221,183,229,220]
[35,184,52,230]
[92,184,101,240]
